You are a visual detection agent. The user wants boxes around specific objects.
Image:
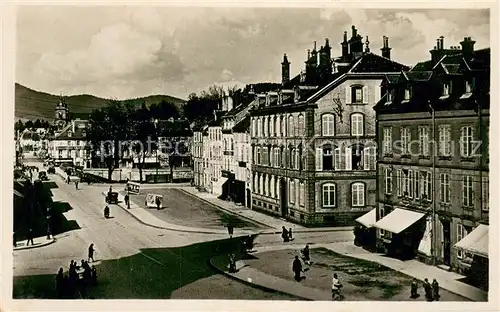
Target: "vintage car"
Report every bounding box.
[38,171,48,181]
[105,191,119,204]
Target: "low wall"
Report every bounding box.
[83,167,193,183]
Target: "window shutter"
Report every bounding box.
[362,86,368,104]
[345,86,352,104]
[345,146,352,170]
[334,148,341,170]
[316,147,323,171]
[360,184,365,206]
[363,148,369,170]
[374,85,381,103]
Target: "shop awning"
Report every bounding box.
[373,208,425,234]
[355,208,376,228]
[214,177,228,187]
[454,224,488,258]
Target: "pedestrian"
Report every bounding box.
[292,255,303,281]
[46,226,52,240]
[13,232,16,247]
[155,196,161,210]
[228,253,236,273]
[423,278,433,301]
[91,265,97,285]
[124,193,130,209]
[26,228,34,246]
[55,268,64,298]
[282,226,289,243]
[331,273,343,300]
[67,175,70,184]
[410,278,419,298]
[302,244,311,265]
[432,279,440,301]
[88,243,95,263]
[227,223,234,238]
[288,228,293,241]
[75,180,79,189]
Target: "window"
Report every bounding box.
[383,127,392,155]
[281,117,286,137]
[322,114,335,136]
[261,118,266,138]
[334,147,341,171]
[397,169,402,196]
[386,90,393,102]
[323,144,333,170]
[253,174,257,193]
[351,113,364,136]
[351,86,364,104]
[322,183,336,208]
[263,117,268,137]
[288,116,294,137]
[274,147,279,168]
[290,148,296,169]
[67,131,72,137]
[419,127,429,156]
[439,125,451,157]
[256,147,261,165]
[274,116,279,137]
[403,87,411,101]
[257,118,262,137]
[462,175,474,207]
[268,117,273,137]
[270,176,275,198]
[298,115,305,136]
[440,173,451,204]
[385,167,392,194]
[280,147,285,167]
[456,224,472,260]
[363,146,376,170]
[352,182,365,207]
[401,127,411,154]
[442,82,451,96]
[351,144,363,170]
[482,176,489,211]
[289,180,295,204]
[465,79,475,93]
[408,170,414,198]
[421,171,432,200]
[299,182,305,206]
[264,175,268,196]
[460,126,474,157]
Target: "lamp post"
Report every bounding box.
[428,100,437,265]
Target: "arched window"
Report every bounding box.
[298,144,304,171]
[290,148,296,169]
[352,182,365,207]
[323,143,334,170]
[298,114,305,136]
[351,113,364,136]
[322,114,335,136]
[363,146,376,171]
[322,183,336,208]
[288,115,295,137]
[281,116,286,137]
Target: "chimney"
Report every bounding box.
[281,53,290,85]
[313,41,317,51]
[307,49,311,59]
[381,36,392,59]
[460,36,476,61]
[341,31,349,59]
[364,36,370,53]
[351,25,357,38]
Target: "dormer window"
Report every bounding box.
[442,82,451,96]
[352,86,364,104]
[465,79,473,93]
[265,95,270,106]
[67,131,72,137]
[403,87,411,101]
[386,90,393,103]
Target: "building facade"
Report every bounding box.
[249,26,408,226]
[49,119,91,168]
[372,36,489,281]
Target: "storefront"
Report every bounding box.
[354,208,377,251]
[373,208,426,259]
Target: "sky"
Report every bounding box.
[16,7,490,100]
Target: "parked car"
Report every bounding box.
[105,192,119,204]
[38,171,48,181]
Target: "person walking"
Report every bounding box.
[26,228,35,246]
[281,226,289,243]
[55,268,64,298]
[88,243,95,263]
[410,278,419,299]
[331,273,343,300]
[292,255,303,281]
[75,180,79,189]
[156,196,161,210]
[423,278,433,301]
[67,175,70,184]
[227,223,234,239]
[432,279,440,301]
[302,244,311,265]
[288,228,293,241]
[124,193,130,209]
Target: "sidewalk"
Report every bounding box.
[13,236,55,251]
[102,191,256,236]
[180,187,353,234]
[320,242,488,302]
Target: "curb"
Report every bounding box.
[178,189,273,230]
[208,256,311,301]
[13,237,56,251]
[103,191,256,236]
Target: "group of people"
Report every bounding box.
[281,226,294,242]
[411,278,440,301]
[55,259,97,298]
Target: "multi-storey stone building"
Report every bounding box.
[49,119,91,168]
[371,36,489,286]
[250,26,409,226]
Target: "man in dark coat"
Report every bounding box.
[292,255,303,281]
[26,228,35,246]
[88,243,95,263]
[410,278,419,298]
[302,244,311,265]
[423,278,433,301]
[282,226,289,242]
[432,279,440,301]
[156,196,161,210]
[124,193,130,209]
[55,268,64,298]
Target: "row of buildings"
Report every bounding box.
[192,27,489,278]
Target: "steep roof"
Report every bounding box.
[54,119,88,140]
[349,52,409,73]
[232,115,250,133]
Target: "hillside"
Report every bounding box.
[15,83,186,121]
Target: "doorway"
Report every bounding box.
[280,178,288,217]
[442,219,451,265]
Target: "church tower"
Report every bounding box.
[54,96,69,130]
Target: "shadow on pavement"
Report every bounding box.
[13,236,250,299]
